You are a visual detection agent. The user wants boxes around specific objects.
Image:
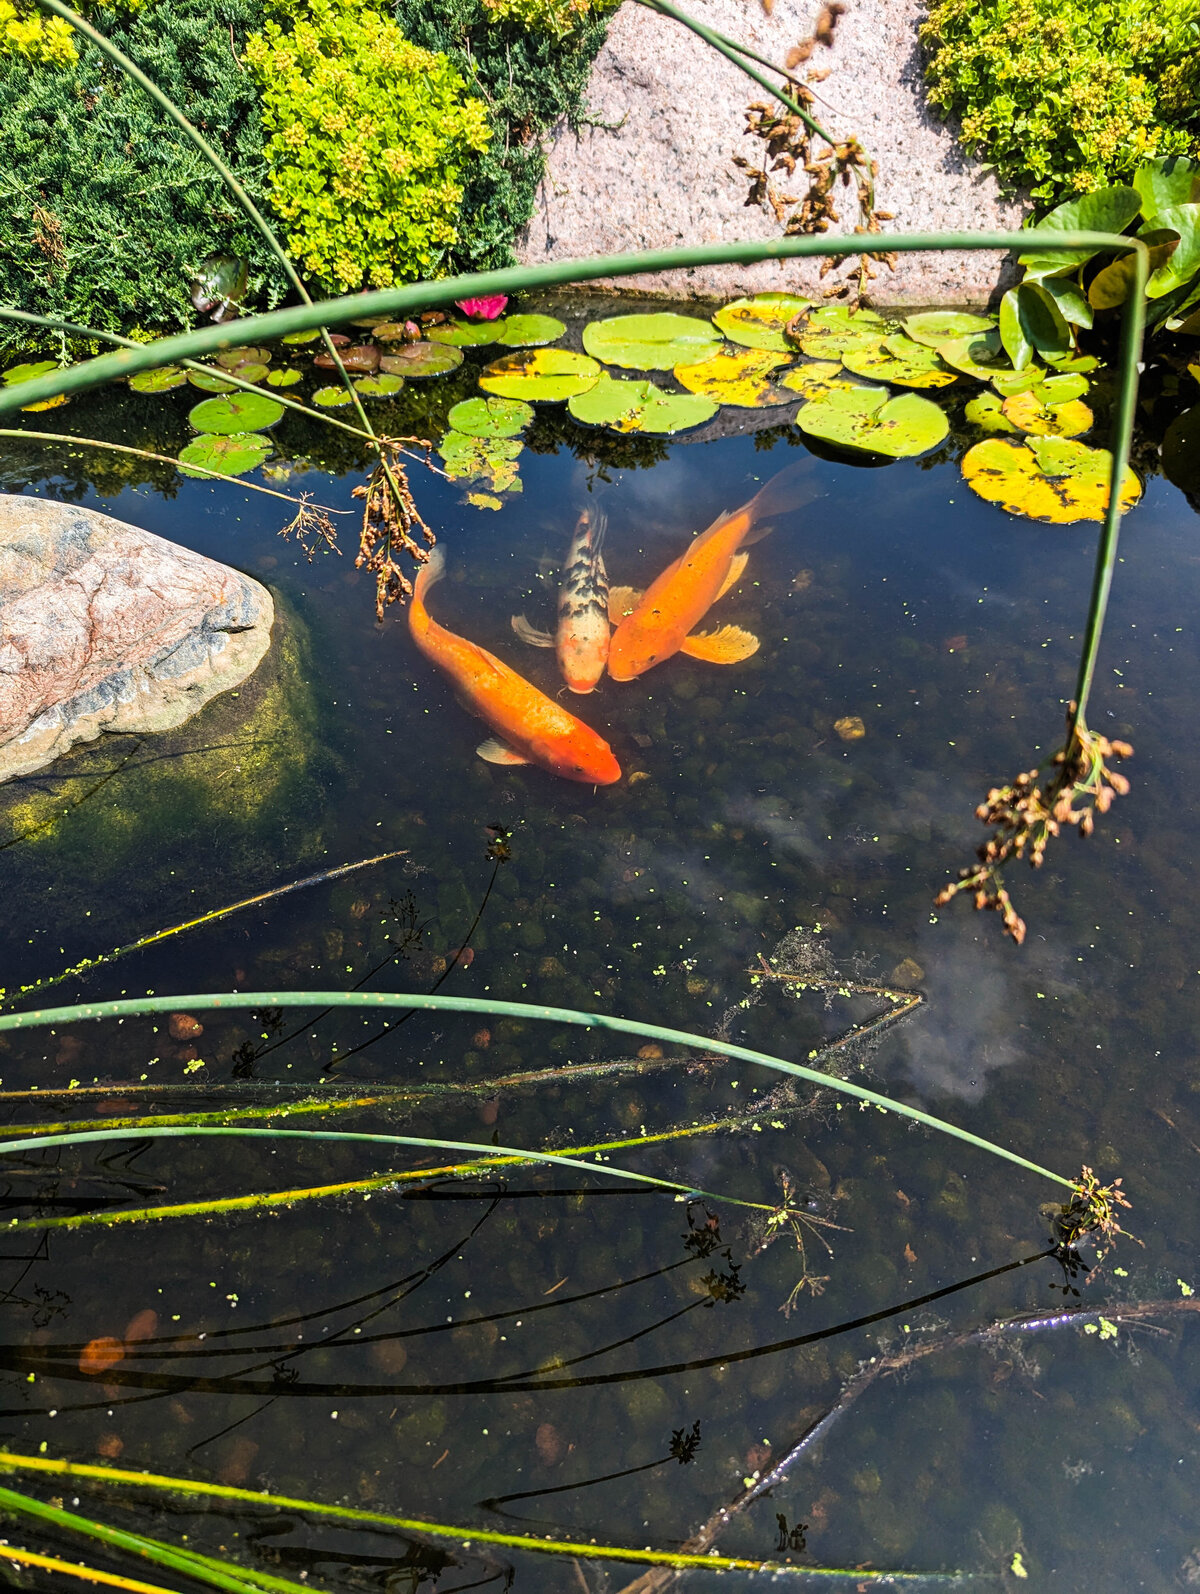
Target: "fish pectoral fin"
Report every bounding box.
[679,624,760,665]
[511,614,554,647]
[476,737,531,766]
[608,586,643,624]
[715,550,750,602]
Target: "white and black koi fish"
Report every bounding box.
[512,506,611,693]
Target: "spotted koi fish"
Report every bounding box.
[512,506,610,693]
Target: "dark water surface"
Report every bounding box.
[2,302,1200,1592]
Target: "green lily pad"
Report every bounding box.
[216,346,272,371]
[938,330,1012,381]
[378,342,464,378]
[281,329,321,345]
[902,311,996,346]
[962,436,1141,523]
[842,334,958,388]
[229,362,270,385]
[795,385,948,457]
[354,373,405,398]
[479,348,601,402]
[188,391,285,433]
[3,359,58,385]
[778,361,862,400]
[713,293,811,351]
[438,430,523,492]
[313,385,354,408]
[178,431,271,479]
[965,392,1019,434]
[266,368,303,388]
[187,368,237,393]
[567,373,718,433]
[447,396,534,437]
[673,347,793,407]
[427,319,498,347]
[128,365,188,393]
[494,314,566,348]
[1001,390,1093,438]
[795,305,889,359]
[582,312,722,371]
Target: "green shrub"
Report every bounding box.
[244,0,492,293]
[0,0,82,66]
[0,0,285,348]
[922,0,1200,204]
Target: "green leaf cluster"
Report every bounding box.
[922,0,1200,204]
[244,0,491,293]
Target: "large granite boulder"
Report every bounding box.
[0,495,274,784]
[518,0,1027,305]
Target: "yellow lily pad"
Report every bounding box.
[1000,391,1093,438]
[842,334,958,388]
[778,361,861,400]
[962,436,1141,524]
[479,348,601,402]
[713,293,811,351]
[673,347,792,407]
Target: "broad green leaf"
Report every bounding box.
[1162,406,1200,496]
[778,361,861,400]
[187,368,236,393]
[354,374,405,398]
[479,348,601,402]
[216,346,272,371]
[795,386,947,457]
[673,347,793,407]
[962,436,1140,523]
[128,366,188,393]
[1039,276,1093,329]
[567,373,718,433]
[1140,205,1200,298]
[902,311,996,346]
[178,431,271,479]
[230,363,270,384]
[1037,372,1090,404]
[964,392,1018,434]
[447,396,534,437]
[312,386,354,408]
[796,304,889,359]
[712,293,811,351]
[494,314,566,348]
[1087,234,1177,309]
[938,329,1014,381]
[999,288,1033,370]
[1018,186,1142,277]
[266,368,303,388]
[438,430,523,492]
[427,319,499,347]
[280,329,320,345]
[581,313,722,371]
[188,391,284,434]
[379,342,463,378]
[3,359,58,385]
[842,334,958,388]
[1000,391,1092,438]
[1133,156,1200,219]
[999,283,1070,369]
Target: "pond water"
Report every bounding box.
[1,296,1199,1593]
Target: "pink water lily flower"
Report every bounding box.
[455,294,509,321]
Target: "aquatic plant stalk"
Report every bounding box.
[0,990,1075,1187]
[0,1545,186,1594]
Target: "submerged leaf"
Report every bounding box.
[673,347,792,407]
[582,313,722,371]
[128,366,188,394]
[795,385,947,456]
[494,314,566,348]
[188,391,284,434]
[178,431,271,479]
[438,430,523,491]
[962,436,1140,523]
[567,373,718,433]
[842,334,958,388]
[479,348,601,402]
[378,342,463,378]
[448,396,534,437]
[713,293,811,351]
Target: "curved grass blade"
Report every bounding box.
[0,1544,187,1594]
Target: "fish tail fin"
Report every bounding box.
[742,458,822,544]
[413,544,446,606]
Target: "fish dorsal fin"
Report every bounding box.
[715,550,750,602]
[511,614,554,647]
[477,737,531,766]
[608,585,643,624]
[679,624,760,665]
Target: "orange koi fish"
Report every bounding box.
[512,506,610,693]
[607,459,819,681]
[410,547,621,785]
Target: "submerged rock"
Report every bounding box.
[0,496,273,783]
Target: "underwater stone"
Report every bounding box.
[0,496,273,784]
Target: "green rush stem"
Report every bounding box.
[1069,244,1149,735]
[0,990,1075,1188]
[0,232,1144,414]
[0,1455,959,1580]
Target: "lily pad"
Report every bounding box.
[216,347,272,371]
[229,363,271,385]
[19,392,69,413]
[795,305,889,359]
[3,360,58,385]
[903,311,996,346]
[962,436,1141,523]
[128,365,188,393]
[178,431,271,479]
[266,368,303,388]
[494,314,566,348]
[567,373,718,433]
[427,319,498,347]
[938,330,1013,382]
[778,361,861,400]
[189,391,284,433]
[354,374,405,398]
[1000,391,1093,438]
[438,430,523,492]
[447,396,535,437]
[479,348,601,402]
[187,369,237,393]
[378,342,463,378]
[673,347,793,407]
[713,293,812,351]
[281,329,321,345]
[795,384,948,457]
[582,312,722,371]
[842,334,958,388]
[313,385,354,408]
[964,392,1019,434]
